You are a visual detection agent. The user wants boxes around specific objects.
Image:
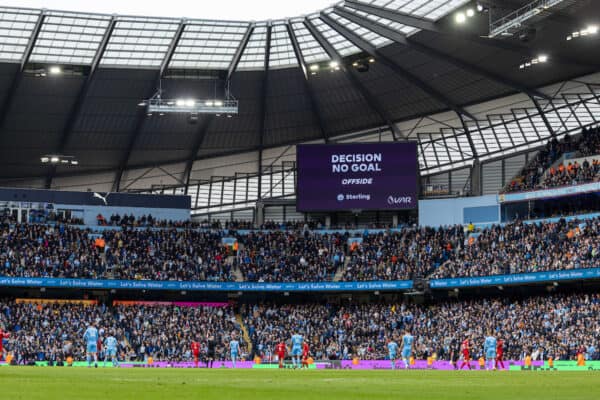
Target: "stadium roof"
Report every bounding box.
[0,0,598,189]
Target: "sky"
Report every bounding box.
[2,0,336,21]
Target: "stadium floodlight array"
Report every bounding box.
[308,60,341,75]
[40,155,78,165]
[566,25,599,41]
[519,54,548,69]
[143,97,239,116]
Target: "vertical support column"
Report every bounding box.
[255,201,265,227]
[470,159,482,196]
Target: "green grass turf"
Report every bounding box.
[1,367,598,400]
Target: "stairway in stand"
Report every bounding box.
[333,256,350,281]
[228,255,244,282]
[235,313,252,355]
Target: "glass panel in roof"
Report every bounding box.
[237,25,267,70]
[355,0,470,21]
[29,11,111,65]
[268,24,298,69]
[290,21,329,64]
[348,8,417,36]
[100,17,179,68]
[169,22,248,70]
[326,11,391,47]
[309,17,360,57]
[0,7,40,62]
[421,0,471,20]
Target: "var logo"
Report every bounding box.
[337,194,344,202]
[387,196,412,205]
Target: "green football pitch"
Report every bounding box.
[1,367,598,400]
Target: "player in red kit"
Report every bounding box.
[460,337,472,370]
[275,340,287,368]
[495,338,505,370]
[191,340,201,368]
[301,342,310,369]
[0,328,9,360]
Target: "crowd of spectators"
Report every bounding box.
[1,208,83,226]
[430,217,600,279]
[245,292,599,362]
[114,304,241,362]
[0,224,234,282]
[0,301,242,364]
[3,214,600,282]
[2,292,598,364]
[97,214,219,229]
[341,226,463,281]
[235,231,345,282]
[505,126,600,193]
[542,158,600,188]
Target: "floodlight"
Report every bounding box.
[50,156,59,163]
[40,157,49,163]
[185,99,195,107]
[455,12,466,24]
[538,54,548,63]
[49,66,62,75]
[176,99,186,106]
[466,9,475,18]
[329,61,339,69]
[309,64,319,71]
[214,100,223,107]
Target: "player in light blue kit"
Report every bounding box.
[290,331,303,369]
[484,332,497,370]
[401,330,414,369]
[230,334,240,369]
[83,324,99,368]
[104,332,119,367]
[387,338,399,370]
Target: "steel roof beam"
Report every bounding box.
[112,19,187,192]
[112,76,159,192]
[286,22,329,143]
[227,24,254,81]
[458,113,478,160]
[530,95,557,137]
[332,6,550,101]
[160,19,187,76]
[0,12,46,142]
[45,16,117,188]
[344,0,600,70]
[304,18,402,140]
[344,0,438,32]
[183,22,255,193]
[183,116,214,193]
[256,23,272,200]
[320,12,476,121]
[344,0,440,32]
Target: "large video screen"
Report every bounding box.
[296,142,418,211]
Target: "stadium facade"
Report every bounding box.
[0,1,596,220]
